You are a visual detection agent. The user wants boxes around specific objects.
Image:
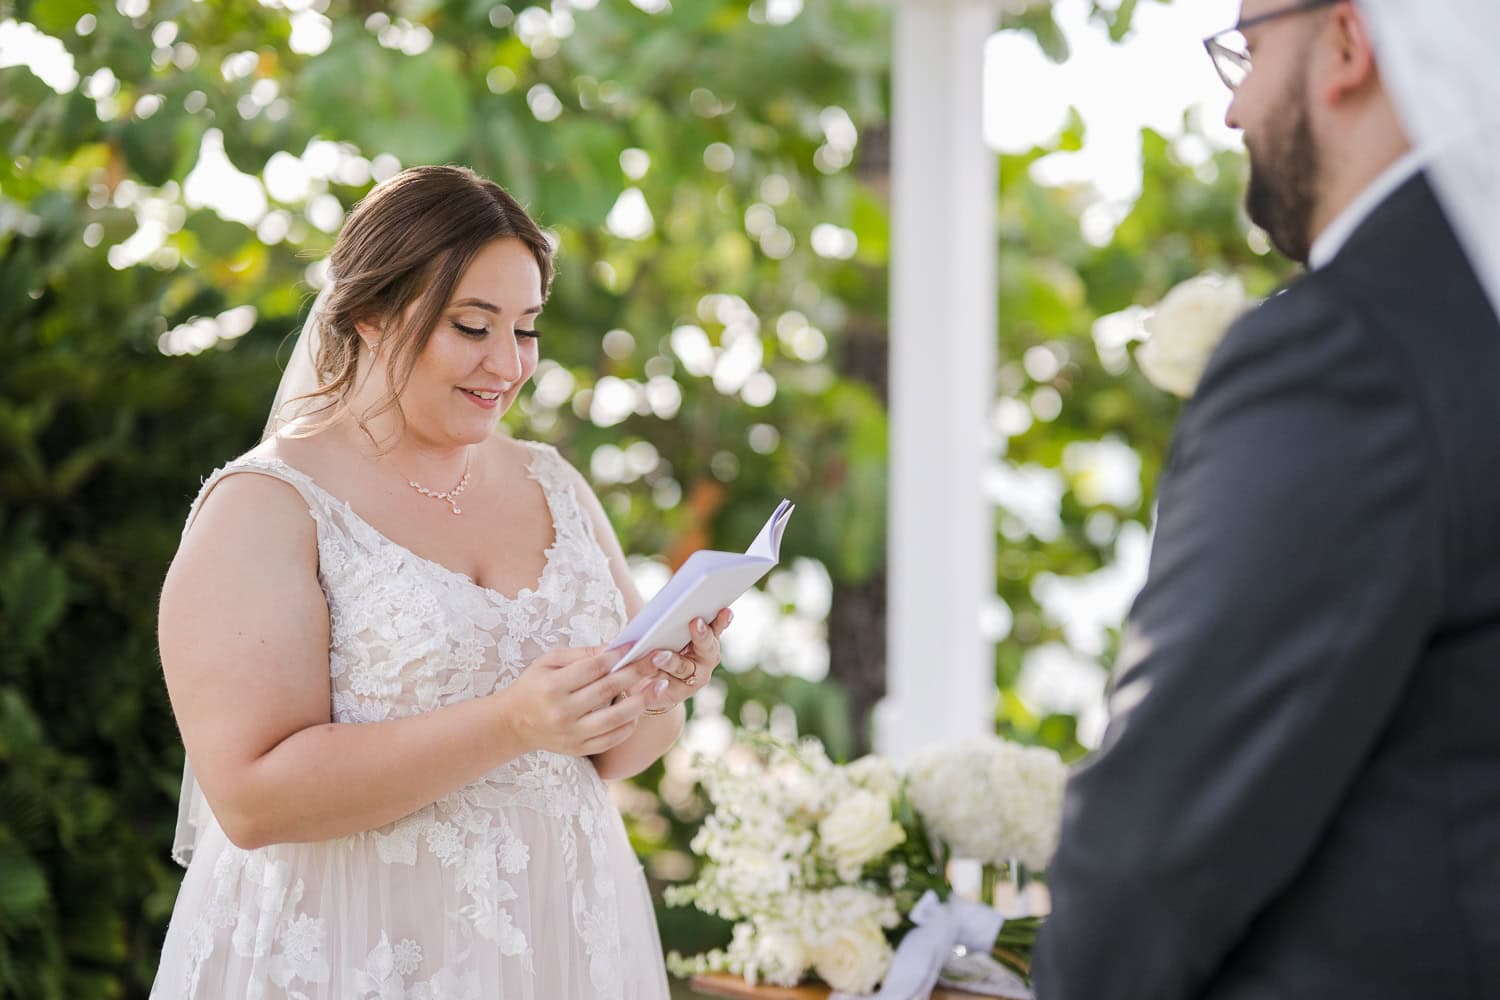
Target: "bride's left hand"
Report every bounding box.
[635,608,732,713]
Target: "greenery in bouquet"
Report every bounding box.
[665,730,1064,993]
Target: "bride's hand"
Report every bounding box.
[636,608,732,713]
[504,646,656,757]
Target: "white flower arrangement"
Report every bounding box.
[1135,273,1252,398]
[666,730,1067,994]
[906,735,1068,872]
[666,734,904,992]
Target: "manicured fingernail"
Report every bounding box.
[653,678,669,695]
[653,651,672,667]
[694,619,707,635]
[726,610,734,625]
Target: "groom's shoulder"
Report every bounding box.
[1192,269,1418,417]
[1214,271,1363,366]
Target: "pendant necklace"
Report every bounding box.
[406,449,472,515]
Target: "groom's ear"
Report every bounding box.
[1320,3,1380,106]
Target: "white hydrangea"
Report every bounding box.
[907,735,1067,870]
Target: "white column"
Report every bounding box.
[875,0,998,765]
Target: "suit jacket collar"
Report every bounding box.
[1309,150,1426,270]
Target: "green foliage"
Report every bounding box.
[990,117,1292,759]
[0,192,289,994]
[0,0,1289,994]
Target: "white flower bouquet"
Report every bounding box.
[665,730,1065,994]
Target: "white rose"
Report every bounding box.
[811,922,892,995]
[1136,273,1249,397]
[818,789,906,876]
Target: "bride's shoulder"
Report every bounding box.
[164,451,322,648]
[490,432,566,475]
[497,434,596,494]
[497,434,618,534]
[182,437,324,546]
[190,461,312,527]
[171,464,318,593]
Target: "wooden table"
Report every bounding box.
[690,973,979,999]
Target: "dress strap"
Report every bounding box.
[521,440,598,549]
[181,453,326,542]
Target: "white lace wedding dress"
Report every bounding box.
[152,440,671,1000]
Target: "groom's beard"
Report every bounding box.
[1244,77,1321,265]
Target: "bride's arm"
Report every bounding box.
[158,472,649,850]
[563,466,728,781]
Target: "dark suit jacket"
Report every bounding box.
[1032,174,1500,999]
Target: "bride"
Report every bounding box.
[151,164,729,999]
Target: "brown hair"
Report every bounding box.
[280,165,553,441]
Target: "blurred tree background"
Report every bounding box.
[0,0,1292,995]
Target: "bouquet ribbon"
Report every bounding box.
[829,890,1007,1000]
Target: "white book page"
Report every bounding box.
[609,500,794,668]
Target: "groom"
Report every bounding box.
[1033,2,1500,998]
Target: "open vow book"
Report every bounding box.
[608,499,795,669]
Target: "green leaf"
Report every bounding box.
[116,107,198,188]
[0,839,50,927]
[545,121,628,229]
[0,546,68,656]
[1109,0,1142,42]
[848,184,889,263]
[0,688,45,757]
[301,35,472,164]
[18,0,95,40]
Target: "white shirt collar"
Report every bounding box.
[1308,149,1425,269]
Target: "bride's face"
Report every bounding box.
[396,237,545,446]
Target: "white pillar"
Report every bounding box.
[876,0,998,765]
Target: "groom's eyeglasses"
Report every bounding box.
[1203,0,1343,91]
